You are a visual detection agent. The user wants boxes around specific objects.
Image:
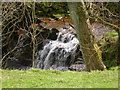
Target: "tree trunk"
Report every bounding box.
[68,2,106,71]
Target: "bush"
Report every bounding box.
[99,31,118,68]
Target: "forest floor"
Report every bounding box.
[1,67,119,88]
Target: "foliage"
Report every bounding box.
[1,2,35,68]
[87,2,120,25]
[86,3,119,67]
[1,67,118,88]
[68,2,106,71]
[1,2,119,69]
[99,31,118,68]
[1,2,69,68]
[35,2,69,18]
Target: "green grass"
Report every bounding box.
[1,67,119,88]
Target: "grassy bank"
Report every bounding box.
[1,67,118,88]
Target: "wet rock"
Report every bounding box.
[35,32,79,70]
[5,57,31,70]
[69,64,86,71]
[50,65,69,71]
[2,20,85,71]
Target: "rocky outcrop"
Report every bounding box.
[2,18,110,71]
[34,31,80,71]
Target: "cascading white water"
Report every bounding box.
[35,32,80,71]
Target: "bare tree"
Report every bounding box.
[1,2,42,68]
[68,2,106,71]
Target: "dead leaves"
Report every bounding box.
[37,17,73,29]
[29,23,38,29]
[15,17,74,36]
[61,17,73,24]
[16,30,26,36]
[38,18,53,23]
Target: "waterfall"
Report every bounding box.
[35,32,80,71]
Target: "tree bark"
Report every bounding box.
[68,2,106,71]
